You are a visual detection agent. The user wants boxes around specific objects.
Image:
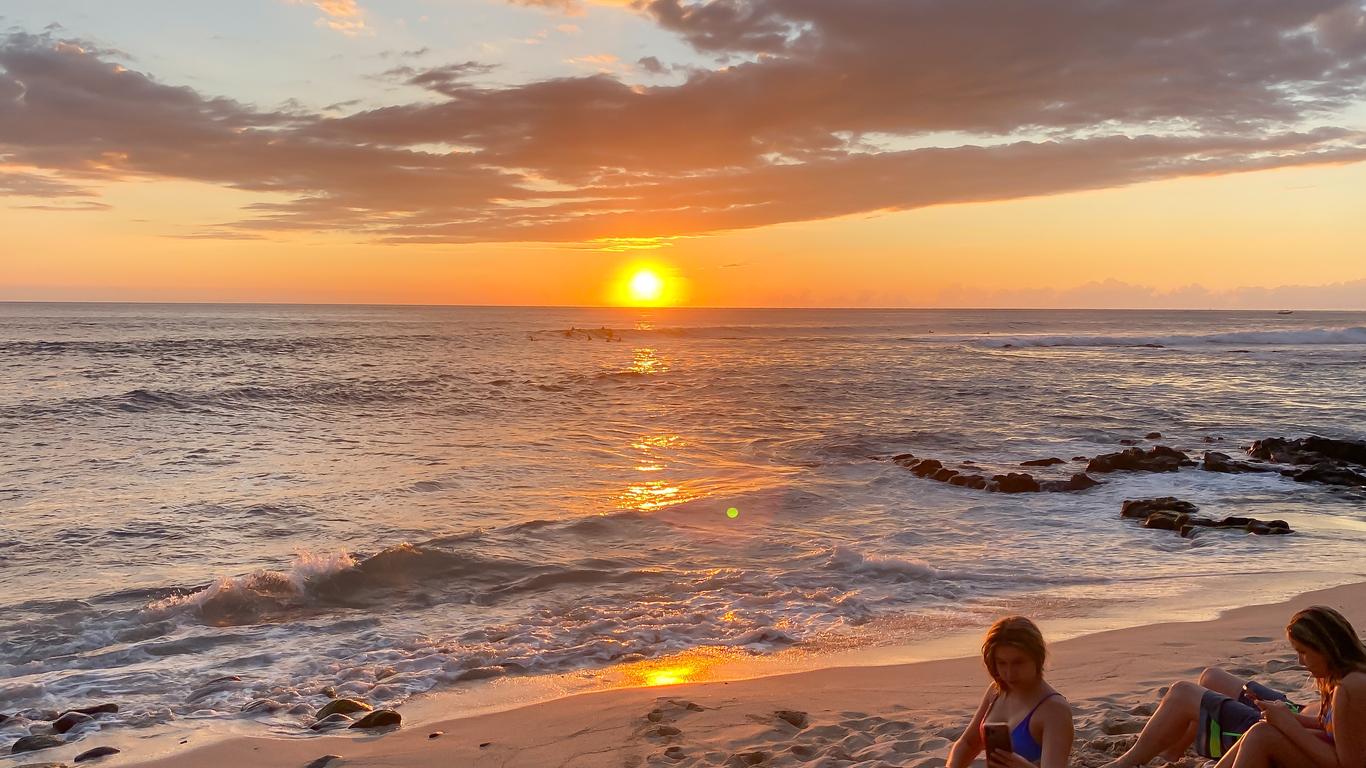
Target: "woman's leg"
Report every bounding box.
[1198,667,1247,699]
[1104,681,1206,768]
[1227,722,1305,768]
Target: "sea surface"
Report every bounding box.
[2,304,1365,740]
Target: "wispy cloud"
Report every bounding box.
[286,0,368,36]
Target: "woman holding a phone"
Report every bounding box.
[948,616,1075,768]
[1103,605,1366,768]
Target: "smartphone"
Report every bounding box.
[984,722,1013,756]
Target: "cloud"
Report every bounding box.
[3,1,1366,244]
[286,0,368,36]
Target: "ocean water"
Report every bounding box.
[2,304,1364,737]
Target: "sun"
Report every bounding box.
[629,269,665,303]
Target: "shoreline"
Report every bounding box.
[57,574,1362,768]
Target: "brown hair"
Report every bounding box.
[1287,605,1366,705]
[982,616,1047,692]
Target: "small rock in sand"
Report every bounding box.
[348,710,401,729]
[316,699,372,719]
[428,731,442,739]
[310,714,355,731]
[12,734,64,753]
[74,746,122,762]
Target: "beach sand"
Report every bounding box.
[102,579,1364,768]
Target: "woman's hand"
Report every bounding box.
[988,749,1037,768]
[1255,698,1299,733]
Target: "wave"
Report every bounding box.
[980,326,1366,349]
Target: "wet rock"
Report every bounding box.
[1118,439,1139,445]
[1143,512,1191,532]
[909,459,943,477]
[1203,452,1275,474]
[304,756,343,768]
[1282,462,1366,487]
[1088,446,1191,473]
[1021,458,1065,467]
[947,474,989,489]
[349,710,401,729]
[310,714,355,731]
[53,712,92,734]
[242,698,284,714]
[992,473,1040,493]
[931,468,959,482]
[891,453,916,464]
[428,731,443,739]
[1145,432,1163,440]
[775,710,809,729]
[316,699,372,719]
[1072,456,1088,462]
[1121,498,1199,519]
[74,746,121,762]
[12,734,64,753]
[1246,520,1294,535]
[1040,473,1101,492]
[1250,436,1366,466]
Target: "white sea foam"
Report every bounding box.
[980,326,1366,348]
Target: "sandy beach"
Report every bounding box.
[73,578,1354,768]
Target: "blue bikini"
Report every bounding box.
[981,691,1062,764]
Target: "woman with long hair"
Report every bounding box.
[948,616,1074,768]
[1103,605,1366,768]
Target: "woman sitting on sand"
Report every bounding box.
[948,616,1074,768]
[1103,605,1366,768]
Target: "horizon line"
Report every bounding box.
[0,300,1357,312]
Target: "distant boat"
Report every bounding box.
[1277,309,1294,315]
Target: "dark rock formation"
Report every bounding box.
[1146,432,1163,439]
[1281,463,1366,487]
[993,473,1041,493]
[1040,473,1101,492]
[310,713,354,731]
[75,746,122,762]
[1250,437,1366,466]
[947,474,989,489]
[1088,446,1192,474]
[68,704,118,717]
[1021,458,1065,467]
[1203,452,1275,474]
[1121,498,1199,519]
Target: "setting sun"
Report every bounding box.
[630,270,664,303]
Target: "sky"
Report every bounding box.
[2,0,1365,308]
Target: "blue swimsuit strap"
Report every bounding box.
[1011,692,1062,759]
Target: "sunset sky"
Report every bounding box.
[2,0,1365,308]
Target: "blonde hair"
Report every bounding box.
[982,616,1047,692]
[1287,606,1366,706]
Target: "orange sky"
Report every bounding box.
[3,2,1366,308]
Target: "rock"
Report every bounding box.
[1088,446,1191,474]
[310,714,355,731]
[947,474,988,489]
[12,734,64,753]
[931,468,959,482]
[1247,521,1293,535]
[1121,498,1199,519]
[75,746,122,762]
[1020,458,1064,467]
[429,731,443,739]
[1282,463,1366,487]
[242,699,284,714]
[1203,452,1275,474]
[480,742,491,748]
[20,709,61,721]
[53,712,92,734]
[315,699,372,719]
[909,459,943,477]
[1143,513,1189,532]
[891,453,916,464]
[1072,456,1088,461]
[1040,473,1101,492]
[304,756,343,768]
[775,710,809,729]
[1145,432,1163,439]
[349,710,401,729]
[1119,439,1139,445]
[992,473,1040,493]
[1250,436,1366,467]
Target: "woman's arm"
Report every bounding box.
[948,685,995,768]
[1258,699,1338,768]
[1330,676,1366,768]
[1037,698,1075,768]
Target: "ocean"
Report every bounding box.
[2,304,1364,739]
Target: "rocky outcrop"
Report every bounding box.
[1202,452,1275,474]
[1249,437,1366,466]
[12,734,64,754]
[891,453,1100,494]
[1122,498,1292,538]
[1088,446,1192,473]
[350,709,402,729]
[1021,458,1065,467]
[75,746,122,762]
[315,699,371,719]
[1281,463,1366,487]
